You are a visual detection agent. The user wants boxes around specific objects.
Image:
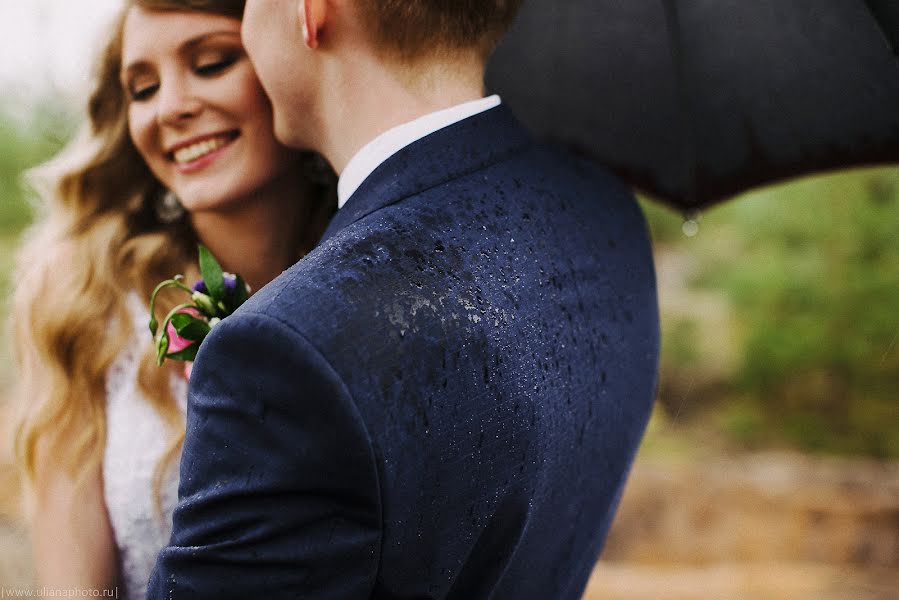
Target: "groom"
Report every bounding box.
[150,0,659,597]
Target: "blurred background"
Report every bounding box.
[0,2,896,598]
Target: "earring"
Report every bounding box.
[155,189,185,223]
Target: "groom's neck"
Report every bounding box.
[317,55,487,174]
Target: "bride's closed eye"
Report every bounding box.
[124,49,243,102]
[128,78,159,102]
[194,50,241,76]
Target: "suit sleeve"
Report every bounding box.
[148,311,381,598]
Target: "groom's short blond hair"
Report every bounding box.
[355,0,523,62]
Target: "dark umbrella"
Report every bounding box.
[486,0,899,211]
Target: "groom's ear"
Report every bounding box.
[299,0,329,50]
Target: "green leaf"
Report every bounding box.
[169,312,194,330]
[166,345,200,362]
[171,314,211,342]
[198,244,225,301]
[229,273,250,312]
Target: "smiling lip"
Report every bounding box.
[167,130,240,172]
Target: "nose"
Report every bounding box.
[156,77,202,126]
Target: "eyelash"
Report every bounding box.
[130,85,158,102]
[195,55,238,76]
[128,55,239,102]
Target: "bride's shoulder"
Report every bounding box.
[105,293,148,387]
[105,290,187,411]
[123,290,150,325]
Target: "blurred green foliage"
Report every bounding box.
[642,167,899,458]
[0,104,75,387]
[0,103,75,236]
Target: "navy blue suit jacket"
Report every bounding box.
[149,106,659,598]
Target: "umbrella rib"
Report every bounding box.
[660,0,700,214]
[864,0,899,55]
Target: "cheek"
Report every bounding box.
[234,72,276,123]
[241,8,265,62]
[128,106,165,176]
[233,76,286,156]
[127,107,148,155]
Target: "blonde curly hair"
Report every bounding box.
[10,0,334,515]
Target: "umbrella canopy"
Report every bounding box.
[486,0,899,211]
[866,0,899,53]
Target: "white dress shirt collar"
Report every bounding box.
[337,95,502,209]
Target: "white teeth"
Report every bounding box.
[173,135,232,164]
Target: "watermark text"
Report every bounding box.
[1,588,118,599]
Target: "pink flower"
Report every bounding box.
[165,307,202,353]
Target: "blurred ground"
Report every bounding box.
[585,563,898,600]
[0,398,32,587]
[585,445,898,600]
[2,398,897,597]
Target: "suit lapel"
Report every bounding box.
[319,105,532,244]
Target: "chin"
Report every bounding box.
[179,190,240,214]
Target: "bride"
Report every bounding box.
[10,0,334,596]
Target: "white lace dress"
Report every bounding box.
[103,294,187,599]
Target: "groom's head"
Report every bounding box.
[353,0,523,62]
[242,0,522,148]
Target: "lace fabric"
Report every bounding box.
[103,293,186,599]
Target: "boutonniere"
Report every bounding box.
[148,245,250,367]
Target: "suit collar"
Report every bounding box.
[337,95,502,209]
[320,104,532,244]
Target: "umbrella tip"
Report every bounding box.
[682,210,702,237]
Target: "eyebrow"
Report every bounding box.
[121,30,241,80]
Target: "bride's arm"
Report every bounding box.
[28,435,118,592]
